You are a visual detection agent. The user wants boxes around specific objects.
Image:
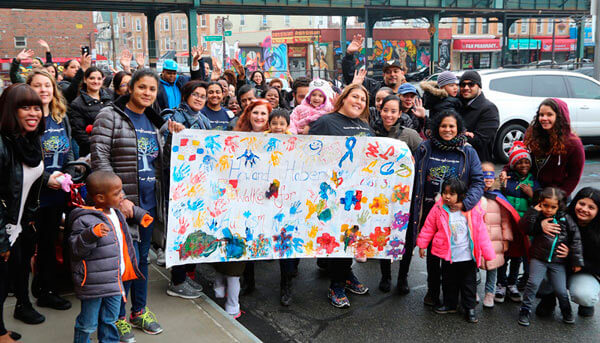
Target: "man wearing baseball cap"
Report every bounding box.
[157,53,206,110]
[458,70,499,162]
[397,83,426,132]
[342,34,406,103]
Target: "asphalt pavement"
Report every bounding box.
[193,147,600,343]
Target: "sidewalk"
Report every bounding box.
[3,264,261,342]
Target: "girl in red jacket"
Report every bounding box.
[417,177,496,323]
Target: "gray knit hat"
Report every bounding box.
[437,71,459,88]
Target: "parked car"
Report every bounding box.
[425,69,600,162]
[482,69,600,162]
[405,66,445,82]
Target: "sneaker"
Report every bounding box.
[495,285,506,303]
[328,287,350,308]
[508,284,522,302]
[518,309,530,327]
[345,274,369,295]
[434,305,458,314]
[36,292,72,310]
[116,318,136,343]
[483,292,495,308]
[465,308,478,323]
[156,249,165,267]
[578,305,595,317]
[185,277,203,292]
[13,303,45,324]
[130,308,163,335]
[167,281,202,299]
[232,311,242,319]
[378,278,391,293]
[563,311,575,324]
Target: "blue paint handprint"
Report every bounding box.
[187,199,204,211]
[201,155,217,171]
[237,149,260,167]
[264,137,281,152]
[172,164,191,182]
[204,135,222,155]
[289,201,302,215]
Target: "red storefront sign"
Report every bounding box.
[539,39,576,52]
[288,46,307,57]
[452,39,501,51]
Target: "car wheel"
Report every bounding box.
[495,123,526,163]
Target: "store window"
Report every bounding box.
[548,20,554,33]
[482,21,489,34]
[469,19,476,34]
[457,18,464,34]
[536,21,542,34]
[510,22,516,34]
[521,20,528,34]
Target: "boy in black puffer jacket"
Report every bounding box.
[517,187,584,327]
[420,71,462,121]
[69,171,150,342]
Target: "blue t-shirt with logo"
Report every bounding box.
[125,107,159,210]
[40,115,71,207]
[200,106,234,131]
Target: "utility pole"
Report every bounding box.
[594,0,600,80]
[551,17,556,66]
[110,12,117,68]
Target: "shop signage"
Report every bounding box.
[508,39,541,50]
[452,39,501,51]
[272,29,321,44]
[288,46,307,57]
[540,39,576,52]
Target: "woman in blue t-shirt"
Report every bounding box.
[200,82,234,131]
[27,70,74,312]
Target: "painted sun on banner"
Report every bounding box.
[165,130,414,268]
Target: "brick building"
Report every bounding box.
[0,9,94,61]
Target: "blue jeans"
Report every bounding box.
[119,207,155,317]
[485,268,497,294]
[74,295,121,343]
[521,259,570,313]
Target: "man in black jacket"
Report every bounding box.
[342,34,405,103]
[459,71,499,162]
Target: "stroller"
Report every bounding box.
[31,159,91,298]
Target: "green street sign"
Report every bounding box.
[204,35,222,42]
[225,31,232,36]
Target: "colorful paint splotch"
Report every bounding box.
[165,131,414,267]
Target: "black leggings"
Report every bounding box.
[34,206,64,295]
[1,236,31,335]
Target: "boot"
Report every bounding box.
[396,275,409,295]
[578,305,595,317]
[280,274,292,306]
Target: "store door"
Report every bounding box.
[289,57,306,80]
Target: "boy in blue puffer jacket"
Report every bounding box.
[69,171,151,343]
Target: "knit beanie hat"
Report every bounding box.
[437,71,459,88]
[508,141,531,169]
[306,79,334,103]
[459,70,482,87]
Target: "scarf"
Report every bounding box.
[427,131,467,151]
[10,134,43,167]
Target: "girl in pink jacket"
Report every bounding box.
[289,79,334,134]
[417,178,496,323]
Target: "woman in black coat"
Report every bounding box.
[0,83,46,342]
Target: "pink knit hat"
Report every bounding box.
[508,141,531,169]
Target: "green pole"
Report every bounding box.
[576,18,585,67]
[146,11,158,69]
[429,13,440,73]
[188,2,199,67]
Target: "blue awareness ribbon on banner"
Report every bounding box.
[338,137,357,168]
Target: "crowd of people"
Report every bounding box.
[0,34,597,343]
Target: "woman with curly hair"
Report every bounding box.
[500,98,584,197]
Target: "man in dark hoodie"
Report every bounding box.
[458,71,499,162]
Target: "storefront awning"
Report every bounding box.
[539,39,577,52]
[508,39,541,50]
[452,39,501,52]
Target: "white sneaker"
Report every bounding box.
[495,285,506,303]
[156,249,166,267]
[483,292,495,308]
[508,284,522,302]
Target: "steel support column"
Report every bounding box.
[364,8,376,76]
[576,18,585,66]
[501,17,515,66]
[429,13,440,73]
[341,16,347,58]
[146,11,159,68]
[188,5,199,66]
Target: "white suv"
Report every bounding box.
[429,69,600,162]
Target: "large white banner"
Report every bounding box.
[166,130,414,268]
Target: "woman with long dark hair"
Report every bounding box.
[406,110,484,318]
[0,83,46,342]
[69,66,113,156]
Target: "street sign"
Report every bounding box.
[225,31,232,36]
[204,35,222,42]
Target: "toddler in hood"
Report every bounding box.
[289,79,334,134]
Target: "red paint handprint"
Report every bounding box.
[178,217,189,235]
[224,135,239,153]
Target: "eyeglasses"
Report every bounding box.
[460,82,475,88]
[190,92,206,100]
[119,83,128,89]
